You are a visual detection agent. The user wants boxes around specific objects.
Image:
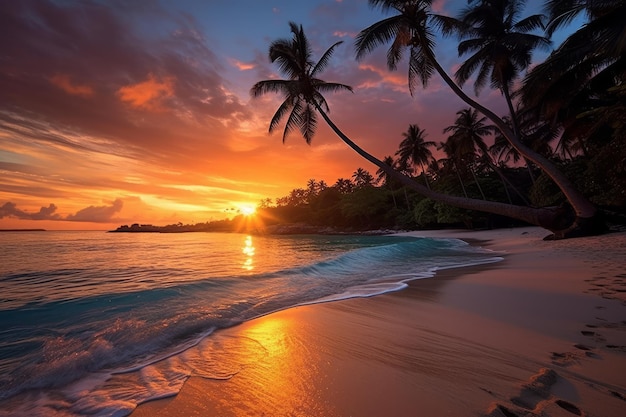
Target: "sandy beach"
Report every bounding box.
[131,226,626,417]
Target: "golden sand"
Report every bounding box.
[131,227,626,417]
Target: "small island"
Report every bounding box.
[109,222,232,233]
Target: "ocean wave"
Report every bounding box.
[0,234,502,416]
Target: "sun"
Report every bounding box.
[239,204,257,216]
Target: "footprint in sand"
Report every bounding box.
[554,399,583,415]
[551,351,582,367]
[485,368,585,417]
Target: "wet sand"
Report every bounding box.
[131,227,626,417]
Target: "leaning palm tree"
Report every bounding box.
[252,22,599,238]
[395,124,435,189]
[354,0,601,237]
[454,0,550,138]
[522,0,626,160]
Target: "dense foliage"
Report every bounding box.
[249,0,625,237]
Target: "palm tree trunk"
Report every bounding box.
[419,162,431,190]
[427,54,598,228]
[525,159,536,183]
[390,186,398,209]
[470,165,486,200]
[486,161,527,205]
[403,188,411,210]
[315,105,577,235]
[503,85,535,184]
[452,161,468,198]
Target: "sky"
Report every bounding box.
[0,0,571,230]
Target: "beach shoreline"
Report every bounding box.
[131,226,626,417]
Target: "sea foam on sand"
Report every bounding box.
[131,226,626,417]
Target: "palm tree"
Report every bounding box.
[437,139,469,198]
[334,178,354,194]
[354,0,600,236]
[522,0,626,160]
[352,168,375,188]
[251,22,353,144]
[394,157,415,209]
[252,22,599,237]
[376,156,396,186]
[395,124,435,189]
[306,178,319,203]
[454,0,549,137]
[443,108,491,200]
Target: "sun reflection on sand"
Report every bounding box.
[231,313,332,415]
[242,235,255,270]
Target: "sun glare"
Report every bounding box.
[240,204,257,216]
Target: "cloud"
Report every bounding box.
[0,202,61,220]
[229,58,255,71]
[50,74,95,97]
[1,200,123,223]
[0,0,247,166]
[66,199,124,223]
[117,73,175,111]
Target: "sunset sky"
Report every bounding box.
[0,0,575,230]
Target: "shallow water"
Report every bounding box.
[0,230,501,416]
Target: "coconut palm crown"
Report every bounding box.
[454,0,549,96]
[250,22,352,144]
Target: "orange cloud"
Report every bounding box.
[230,58,255,71]
[117,73,174,110]
[357,63,406,90]
[50,74,94,97]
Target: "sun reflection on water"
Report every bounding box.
[242,235,255,270]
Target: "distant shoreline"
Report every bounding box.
[0,229,46,232]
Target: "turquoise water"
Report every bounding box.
[0,231,501,416]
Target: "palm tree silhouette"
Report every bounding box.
[437,139,469,198]
[522,0,626,162]
[376,156,399,208]
[443,109,490,200]
[395,124,435,189]
[454,0,549,138]
[252,21,599,237]
[354,0,599,236]
[250,22,353,144]
[352,168,375,188]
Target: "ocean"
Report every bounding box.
[0,230,502,416]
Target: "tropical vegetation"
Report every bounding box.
[250,0,625,239]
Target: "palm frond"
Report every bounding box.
[250,79,291,98]
[513,14,546,32]
[312,41,343,76]
[282,101,304,143]
[355,16,403,61]
[408,45,434,93]
[269,41,301,79]
[430,14,467,38]
[300,104,318,144]
[269,98,294,134]
[544,0,585,37]
[455,48,483,87]
[315,81,353,95]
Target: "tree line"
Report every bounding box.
[251,0,625,239]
